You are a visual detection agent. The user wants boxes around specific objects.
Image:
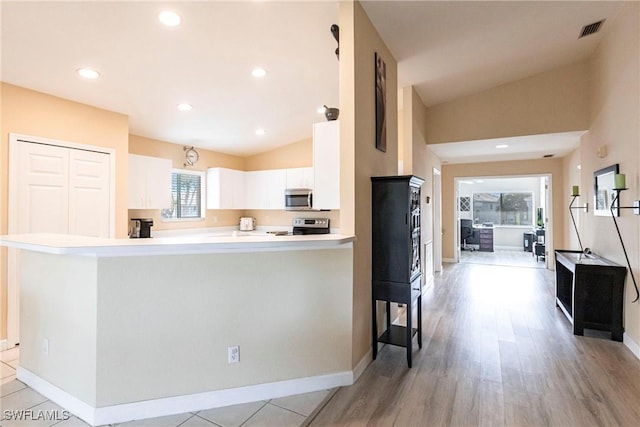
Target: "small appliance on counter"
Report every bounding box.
[239,217,256,231]
[129,218,154,238]
[293,218,330,235]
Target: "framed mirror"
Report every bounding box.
[594,164,619,216]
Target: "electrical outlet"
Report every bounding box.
[42,338,49,355]
[228,345,240,364]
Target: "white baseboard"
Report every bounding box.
[624,333,640,360]
[423,273,434,293]
[17,367,353,427]
[0,339,7,351]
[443,258,456,264]
[352,350,372,382]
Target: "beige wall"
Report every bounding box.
[441,158,564,262]
[340,1,399,367]
[128,134,245,230]
[425,61,591,145]
[579,3,640,346]
[562,147,583,251]
[244,138,312,171]
[400,86,442,285]
[0,83,129,341]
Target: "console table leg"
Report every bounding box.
[407,302,413,368]
[372,297,378,360]
[417,294,423,349]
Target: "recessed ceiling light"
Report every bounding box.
[255,128,265,136]
[77,68,100,80]
[177,103,192,111]
[252,67,267,78]
[159,11,181,27]
[496,144,509,149]
[577,164,582,170]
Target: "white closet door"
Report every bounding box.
[8,137,113,348]
[68,149,111,237]
[16,142,70,233]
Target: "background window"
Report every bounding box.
[161,170,204,220]
[459,196,471,212]
[473,192,532,226]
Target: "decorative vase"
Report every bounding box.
[324,105,339,121]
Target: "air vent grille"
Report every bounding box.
[579,20,605,38]
[543,154,554,158]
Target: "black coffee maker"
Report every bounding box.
[129,218,154,238]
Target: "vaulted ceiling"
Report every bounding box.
[1,1,625,160]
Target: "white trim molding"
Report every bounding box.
[352,350,372,383]
[18,367,353,427]
[0,340,7,351]
[624,333,640,360]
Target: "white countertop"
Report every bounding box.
[0,232,355,257]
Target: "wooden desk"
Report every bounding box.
[555,250,626,341]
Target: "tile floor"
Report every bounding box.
[0,347,334,427]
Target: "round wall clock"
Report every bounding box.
[184,146,200,166]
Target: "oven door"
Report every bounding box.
[285,189,312,210]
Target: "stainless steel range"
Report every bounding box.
[292,218,330,235]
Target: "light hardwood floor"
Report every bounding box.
[310,262,640,427]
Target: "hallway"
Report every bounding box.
[310,262,640,426]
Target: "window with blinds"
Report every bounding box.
[161,170,204,220]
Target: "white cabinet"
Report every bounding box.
[286,167,314,189]
[313,120,340,209]
[244,169,286,210]
[128,154,172,209]
[265,169,286,209]
[207,168,245,209]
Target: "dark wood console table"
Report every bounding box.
[555,250,626,341]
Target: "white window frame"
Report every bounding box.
[161,168,206,222]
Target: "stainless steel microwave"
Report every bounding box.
[285,188,313,211]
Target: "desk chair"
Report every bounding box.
[460,220,475,251]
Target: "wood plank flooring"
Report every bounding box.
[309,262,640,426]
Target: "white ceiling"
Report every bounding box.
[1,1,340,156]
[1,1,625,160]
[428,131,584,165]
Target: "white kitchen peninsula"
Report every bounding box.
[0,233,355,426]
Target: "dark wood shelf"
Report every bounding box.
[371,175,424,368]
[377,324,419,348]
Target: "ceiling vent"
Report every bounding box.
[579,19,605,38]
[543,154,554,158]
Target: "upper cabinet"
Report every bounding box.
[313,120,340,210]
[285,167,314,189]
[244,169,286,210]
[207,168,245,209]
[128,154,172,209]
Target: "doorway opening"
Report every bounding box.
[455,174,552,270]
